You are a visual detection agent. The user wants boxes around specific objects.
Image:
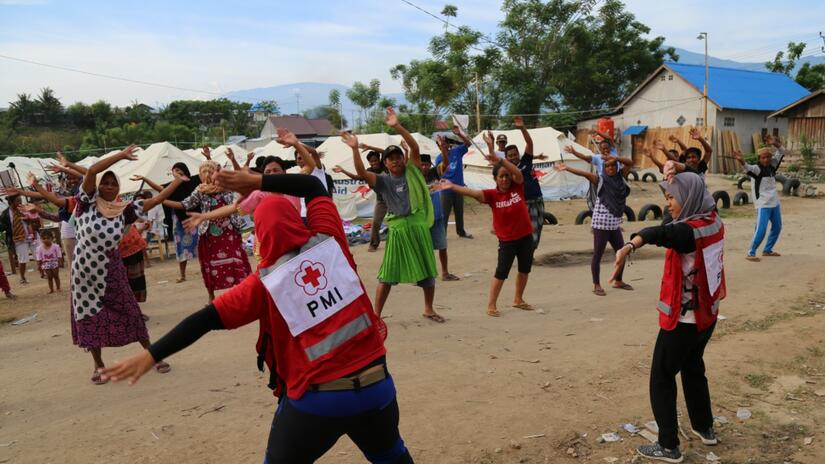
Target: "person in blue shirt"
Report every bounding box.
[420,145,459,282]
[502,117,549,250]
[435,126,473,239]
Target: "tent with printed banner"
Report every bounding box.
[461,126,592,200]
[314,133,439,220]
[108,142,201,194]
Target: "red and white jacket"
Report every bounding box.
[657,212,726,332]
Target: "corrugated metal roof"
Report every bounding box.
[665,62,810,111]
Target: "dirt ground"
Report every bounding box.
[2,175,825,464]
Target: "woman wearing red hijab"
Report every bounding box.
[100,173,412,463]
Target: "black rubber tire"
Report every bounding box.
[623,205,636,222]
[542,211,558,225]
[627,171,639,182]
[642,172,658,183]
[783,178,800,196]
[575,210,593,225]
[712,190,731,209]
[638,203,663,221]
[733,191,749,206]
[737,176,750,190]
[775,174,788,193]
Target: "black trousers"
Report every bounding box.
[441,190,467,236]
[649,321,716,449]
[265,398,413,464]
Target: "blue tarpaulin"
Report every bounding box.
[623,125,647,136]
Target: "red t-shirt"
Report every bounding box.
[212,196,385,399]
[482,182,533,242]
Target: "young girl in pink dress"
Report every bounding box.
[35,229,62,293]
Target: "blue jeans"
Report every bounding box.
[749,206,782,256]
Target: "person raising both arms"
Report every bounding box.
[733,134,785,261]
[334,148,388,252]
[100,171,414,464]
[439,131,536,317]
[71,145,187,384]
[504,116,549,250]
[611,166,725,462]
[347,107,444,323]
[565,132,616,176]
[554,152,634,296]
[673,128,712,177]
[435,124,474,239]
[163,159,252,302]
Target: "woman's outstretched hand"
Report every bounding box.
[215,169,262,197]
[609,245,632,285]
[98,350,156,385]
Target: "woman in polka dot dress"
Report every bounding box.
[164,160,251,302]
[71,145,188,384]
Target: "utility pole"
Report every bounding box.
[475,73,482,133]
[697,32,709,131]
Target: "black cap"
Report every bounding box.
[382,145,403,161]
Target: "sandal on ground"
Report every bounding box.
[175,277,186,283]
[593,288,607,296]
[486,309,501,317]
[762,251,781,257]
[513,303,536,311]
[422,313,446,323]
[441,273,460,281]
[612,282,634,291]
[745,255,761,262]
[459,233,474,239]
[155,362,171,374]
[367,246,378,253]
[92,370,109,385]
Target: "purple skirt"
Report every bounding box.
[71,249,149,349]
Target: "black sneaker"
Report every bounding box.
[691,427,719,445]
[637,443,683,463]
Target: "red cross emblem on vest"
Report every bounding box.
[294,260,328,296]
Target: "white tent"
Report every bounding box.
[460,126,592,200]
[0,156,58,185]
[75,155,100,168]
[110,142,201,194]
[250,140,297,168]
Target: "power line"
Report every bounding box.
[397,0,500,49]
[717,33,821,62]
[0,54,224,96]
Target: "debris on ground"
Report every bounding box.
[736,408,752,420]
[622,423,640,434]
[11,313,37,326]
[644,421,659,434]
[598,432,621,443]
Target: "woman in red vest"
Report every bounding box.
[612,168,725,463]
[100,172,412,463]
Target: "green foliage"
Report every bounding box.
[799,135,818,172]
[1,89,256,156]
[391,0,673,131]
[346,79,382,128]
[795,62,825,92]
[256,100,281,115]
[765,41,807,75]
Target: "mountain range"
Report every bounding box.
[223,46,824,119]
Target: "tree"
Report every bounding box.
[36,87,64,126]
[765,42,807,75]
[346,79,381,128]
[256,99,281,115]
[441,4,458,31]
[304,106,347,131]
[8,93,37,128]
[496,0,675,119]
[66,102,95,129]
[795,62,825,92]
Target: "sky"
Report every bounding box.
[1,0,823,107]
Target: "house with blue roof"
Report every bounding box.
[577,62,810,173]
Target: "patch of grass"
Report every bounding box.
[807,346,825,358]
[745,373,774,391]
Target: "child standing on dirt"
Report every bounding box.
[35,229,62,293]
[733,135,785,262]
[612,168,725,463]
[439,131,535,317]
